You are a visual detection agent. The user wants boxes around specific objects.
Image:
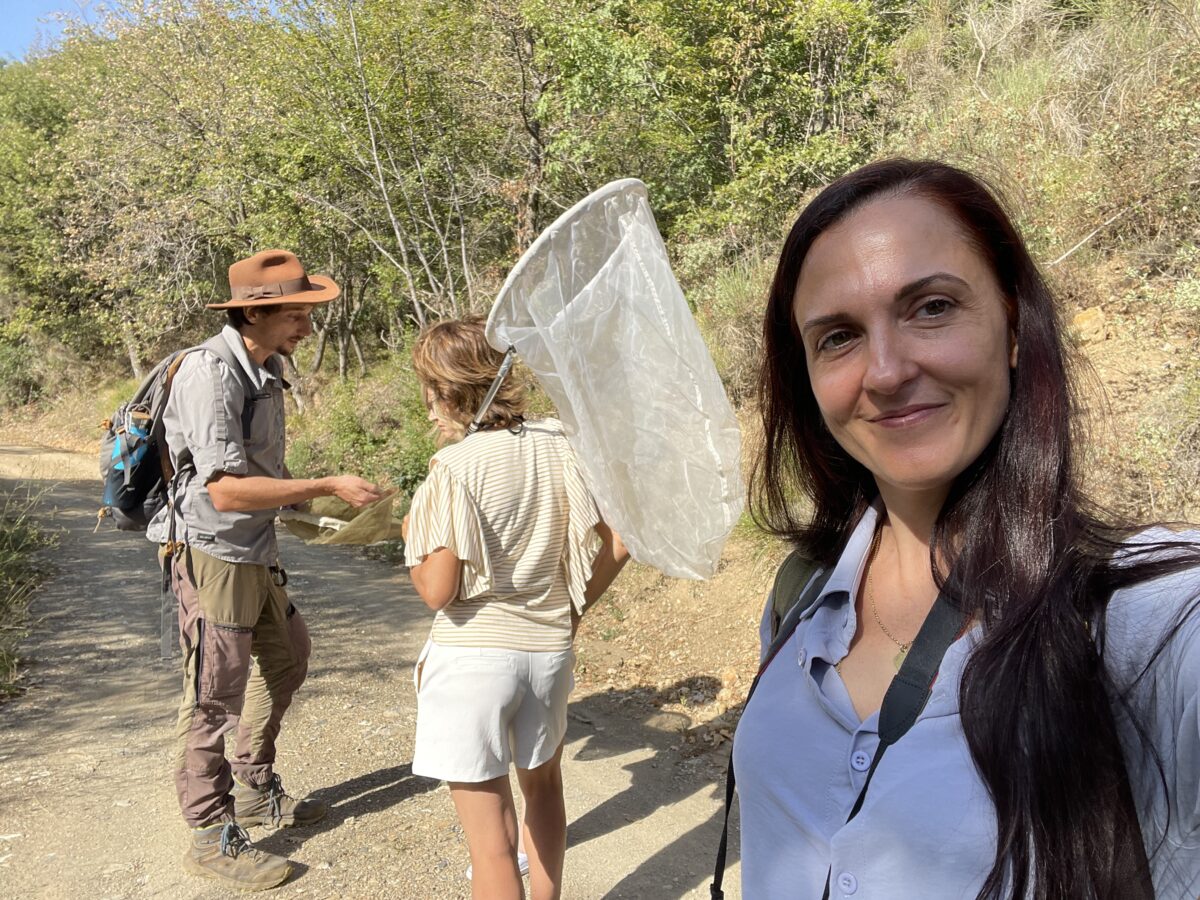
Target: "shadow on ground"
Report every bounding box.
[256,763,440,857]
[563,681,743,898]
[3,470,744,899]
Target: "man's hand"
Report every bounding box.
[401,513,411,542]
[329,475,384,508]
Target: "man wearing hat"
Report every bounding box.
[147,250,384,890]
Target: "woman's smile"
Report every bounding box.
[868,403,946,428]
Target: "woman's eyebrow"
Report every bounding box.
[799,311,847,338]
[799,272,971,337]
[895,272,969,302]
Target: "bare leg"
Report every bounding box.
[516,794,527,861]
[449,776,523,900]
[516,742,566,900]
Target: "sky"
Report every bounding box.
[1,0,93,61]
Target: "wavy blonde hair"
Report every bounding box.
[411,315,527,432]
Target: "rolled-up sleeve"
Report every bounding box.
[168,352,249,483]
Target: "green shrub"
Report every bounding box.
[691,257,775,405]
[287,355,437,500]
[0,337,42,409]
[885,0,1200,272]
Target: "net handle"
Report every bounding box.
[466,346,518,435]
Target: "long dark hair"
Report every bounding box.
[751,158,1199,898]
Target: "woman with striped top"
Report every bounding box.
[402,316,628,900]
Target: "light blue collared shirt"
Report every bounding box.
[734,506,1200,898]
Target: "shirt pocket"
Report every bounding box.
[240,392,273,452]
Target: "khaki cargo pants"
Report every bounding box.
[166,546,311,827]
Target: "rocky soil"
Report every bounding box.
[0,451,744,900]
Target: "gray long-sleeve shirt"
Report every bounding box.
[146,325,287,566]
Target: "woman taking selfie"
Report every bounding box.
[732,159,1200,898]
[402,316,627,900]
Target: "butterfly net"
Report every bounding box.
[486,179,744,580]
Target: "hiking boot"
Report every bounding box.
[232,773,327,828]
[183,822,291,891]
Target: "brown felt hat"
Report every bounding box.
[206,249,340,309]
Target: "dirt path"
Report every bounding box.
[0,448,742,899]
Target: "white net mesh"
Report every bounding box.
[487,179,744,579]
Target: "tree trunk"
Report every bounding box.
[284,356,306,413]
[311,321,329,374]
[121,317,144,381]
[510,24,548,254]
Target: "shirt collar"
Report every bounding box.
[797,499,884,665]
[797,499,883,621]
[220,324,281,392]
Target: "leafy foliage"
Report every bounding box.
[287,354,437,497]
[1,0,1197,517]
[0,0,905,385]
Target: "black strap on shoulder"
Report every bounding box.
[770,550,824,641]
[160,335,264,575]
[877,590,965,744]
[710,552,831,900]
[818,589,966,899]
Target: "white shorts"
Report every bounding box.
[411,640,575,783]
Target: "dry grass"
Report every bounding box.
[0,484,54,698]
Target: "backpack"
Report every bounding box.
[766,551,827,643]
[97,335,257,531]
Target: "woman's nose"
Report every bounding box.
[862,331,917,395]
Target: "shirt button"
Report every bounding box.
[851,750,871,772]
[837,872,858,895]
[797,649,807,666]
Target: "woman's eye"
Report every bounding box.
[916,297,953,318]
[816,329,855,352]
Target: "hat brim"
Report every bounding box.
[206,274,341,309]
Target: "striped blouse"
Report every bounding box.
[404,418,602,651]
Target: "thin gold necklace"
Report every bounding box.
[866,520,913,671]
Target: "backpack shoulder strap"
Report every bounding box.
[710,552,832,900]
[768,549,830,643]
[156,349,197,484]
[159,336,259,485]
